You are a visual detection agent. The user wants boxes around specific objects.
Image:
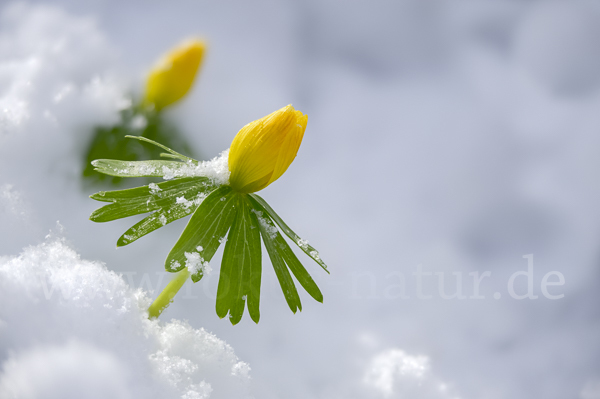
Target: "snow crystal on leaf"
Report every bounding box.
[149,183,162,195]
[251,209,278,239]
[160,150,230,186]
[117,162,157,176]
[175,193,206,211]
[184,252,211,275]
[159,214,168,226]
[169,260,181,272]
[296,238,309,250]
[176,196,191,207]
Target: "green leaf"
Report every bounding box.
[83,110,196,185]
[246,205,262,323]
[117,203,197,247]
[159,153,189,161]
[90,177,214,223]
[92,159,192,178]
[165,186,238,283]
[124,135,196,164]
[83,124,138,185]
[250,199,302,313]
[248,196,323,306]
[250,194,329,274]
[276,233,323,303]
[216,195,262,324]
[90,177,209,201]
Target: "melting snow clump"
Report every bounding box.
[184,251,211,275]
[161,150,230,186]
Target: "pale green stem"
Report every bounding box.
[148,269,190,319]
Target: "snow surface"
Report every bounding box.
[2,1,600,399]
[0,235,251,399]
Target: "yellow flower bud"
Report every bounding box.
[144,39,205,111]
[228,105,307,193]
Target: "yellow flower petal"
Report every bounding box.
[144,39,206,111]
[228,105,307,193]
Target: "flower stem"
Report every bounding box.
[148,269,190,319]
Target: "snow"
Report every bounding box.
[149,182,162,195]
[363,349,459,399]
[169,260,182,272]
[185,251,211,275]
[1,1,600,399]
[252,209,278,239]
[296,238,309,250]
[0,236,250,399]
[159,214,168,226]
[173,193,208,212]
[0,3,124,139]
[110,150,231,184]
[161,150,230,185]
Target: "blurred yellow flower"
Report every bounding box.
[228,105,307,193]
[144,39,205,111]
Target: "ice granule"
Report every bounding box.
[149,183,162,195]
[176,196,191,208]
[169,260,181,271]
[175,193,206,211]
[297,238,309,250]
[162,166,176,180]
[159,214,168,226]
[251,210,278,239]
[184,251,211,275]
